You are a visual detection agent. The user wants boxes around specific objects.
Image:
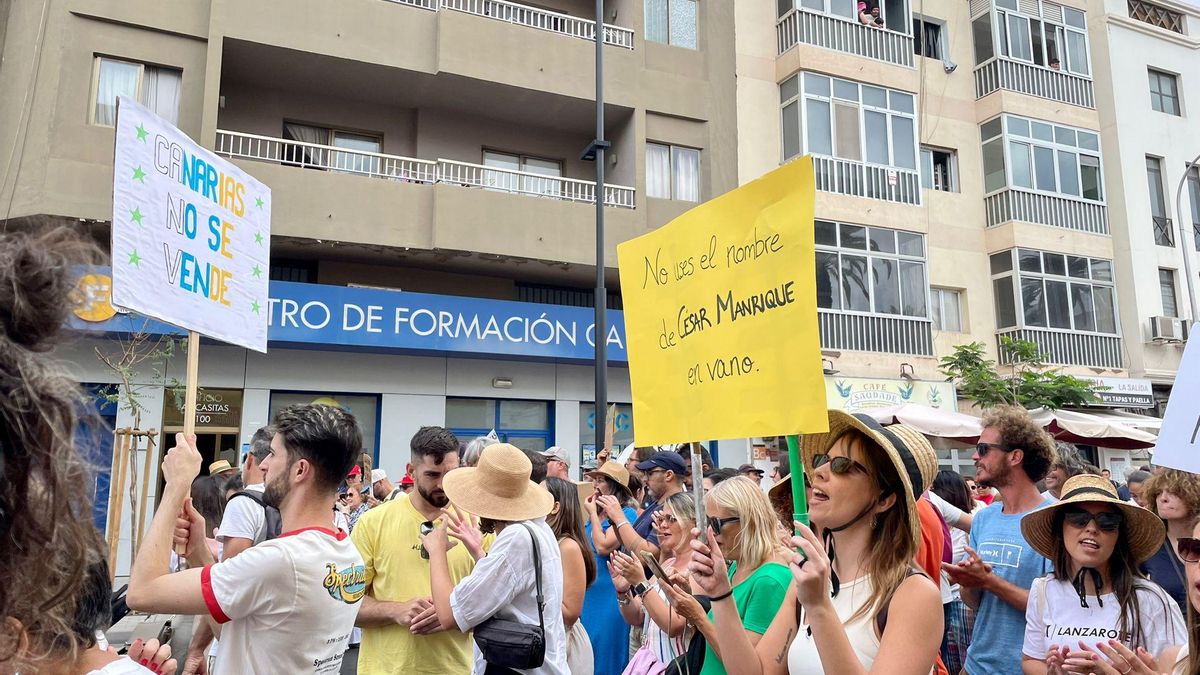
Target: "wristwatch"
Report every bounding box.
[631,582,649,598]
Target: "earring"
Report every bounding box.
[871,515,878,530]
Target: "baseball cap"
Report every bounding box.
[541,446,570,465]
[738,463,765,475]
[636,451,688,475]
[400,474,414,486]
[371,468,387,483]
[347,465,362,479]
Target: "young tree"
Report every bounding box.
[939,337,1101,410]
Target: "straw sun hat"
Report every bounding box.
[1020,474,1164,565]
[442,443,554,522]
[585,460,631,489]
[800,410,940,548]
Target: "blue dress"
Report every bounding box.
[581,506,639,675]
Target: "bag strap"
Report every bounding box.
[518,522,545,632]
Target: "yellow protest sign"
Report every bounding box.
[616,157,828,446]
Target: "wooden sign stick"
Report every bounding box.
[174,331,200,556]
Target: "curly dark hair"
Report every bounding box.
[0,227,106,668]
[981,406,1057,482]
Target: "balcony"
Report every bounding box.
[214,130,636,209]
[776,8,913,67]
[984,188,1108,235]
[812,156,922,206]
[997,328,1123,369]
[819,310,934,356]
[974,58,1095,109]
[387,0,634,48]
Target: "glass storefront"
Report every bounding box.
[579,402,634,464]
[446,397,553,452]
[268,392,381,461]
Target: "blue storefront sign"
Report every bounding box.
[70,272,628,364]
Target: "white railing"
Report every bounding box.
[439,0,634,48]
[776,8,913,67]
[974,58,1095,109]
[811,155,922,206]
[997,328,1123,369]
[215,130,636,209]
[819,311,934,356]
[984,188,1108,235]
[384,0,438,9]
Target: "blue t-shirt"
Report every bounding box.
[964,499,1053,675]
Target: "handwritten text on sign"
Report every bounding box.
[111,97,271,352]
[617,158,828,446]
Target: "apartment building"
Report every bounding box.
[737,0,1182,472]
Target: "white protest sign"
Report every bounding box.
[111,97,271,352]
[1150,336,1199,472]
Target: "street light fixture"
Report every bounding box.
[581,0,609,461]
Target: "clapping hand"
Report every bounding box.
[608,559,632,595]
[1060,640,1165,675]
[941,547,993,588]
[610,550,648,585]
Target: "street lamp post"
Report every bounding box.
[582,0,611,463]
[1174,153,1200,321]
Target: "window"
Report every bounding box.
[931,288,963,331]
[979,114,1103,201]
[1147,156,1172,246]
[579,403,634,457]
[646,0,698,49]
[1160,269,1179,318]
[1188,166,1200,251]
[913,18,944,59]
[1128,0,1184,33]
[990,248,1117,334]
[784,0,910,31]
[780,73,918,171]
[92,57,181,126]
[815,220,928,318]
[646,143,700,201]
[282,123,384,175]
[1149,69,1181,116]
[920,146,957,192]
[446,398,552,453]
[978,2,1090,76]
[483,150,563,197]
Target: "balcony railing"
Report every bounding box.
[812,156,922,206]
[997,328,1123,369]
[1153,215,1175,246]
[387,0,635,48]
[984,188,1108,235]
[974,58,1095,109]
[819,310,934,356]
[776,8,913,67]
[214,130,636,209]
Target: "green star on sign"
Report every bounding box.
[254,231,264,246]
[252,264,263,279]
[130,207,144,226]
[135,124,149,142]
[255,196,264,209]
[251,300,261,314]
[132,166,147,183]
[127,250,142,267]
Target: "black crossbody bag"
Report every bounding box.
[473,522,546,671]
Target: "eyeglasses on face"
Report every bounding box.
[1177,537,1200,564]
[975,442,1013,457]
[1062,508,1123,532]
[659,513,678,525]
[708,516,741,533]
[809,453,867,476]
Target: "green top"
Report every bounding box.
[699,560,792,675]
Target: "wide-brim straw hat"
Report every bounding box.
[442,443,554,522]
[585,460,630,489]
[801,410,939,548]
[1020,474,1164,565]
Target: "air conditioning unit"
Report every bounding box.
[1149,315,1185,343]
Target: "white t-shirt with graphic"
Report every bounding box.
[1023,576,1186,662]
[202,527,366,674]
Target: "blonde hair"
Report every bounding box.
[705,476,782,571]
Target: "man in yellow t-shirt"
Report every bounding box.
[351,427,488,674]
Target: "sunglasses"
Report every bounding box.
[1178,538,1200,564]
[708,516,741,533]
[810,453,868,475]
[976,442,1012,457]
[659,513,678,525]
[1062,508,1123,532]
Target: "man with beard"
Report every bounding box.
[941,406,1057,675]
[127,404,366,674]
[351,426,487,674]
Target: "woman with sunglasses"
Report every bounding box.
[660,477,792,675]
[1018,474,1185,674]
[679,412,944,675]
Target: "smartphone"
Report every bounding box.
[639,550,673,587]
[690,443,706,544]
[419,521,434,559]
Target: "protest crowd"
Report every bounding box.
[8,228,1200,675]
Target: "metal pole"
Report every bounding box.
[593,0,608,462]
[1174,153,1200,321]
